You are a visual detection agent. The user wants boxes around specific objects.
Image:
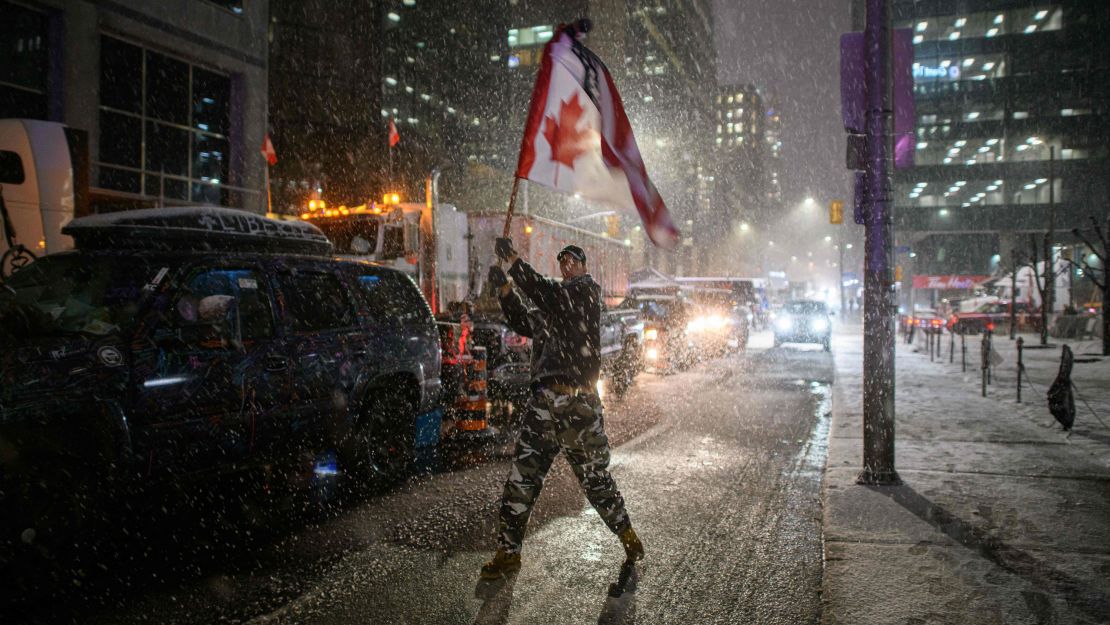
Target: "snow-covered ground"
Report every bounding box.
[906,327,1110,436]
[823,323,1110,625]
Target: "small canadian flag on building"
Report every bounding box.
[260,134,277,166]
[388,118,400,147]
[515,22,679,248]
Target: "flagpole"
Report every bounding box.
[503,176,521,238]
[264,163,272,214]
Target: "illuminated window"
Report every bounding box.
[98,36,232,204]
[0,2,48,119]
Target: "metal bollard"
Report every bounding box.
[949,330,955,364]
[987,329,993,385]
[1016,337,1024,403]
[961,332,967,372]
[929,329,934,361]
[981,331,989,397]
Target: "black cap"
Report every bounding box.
[557,245,587,263]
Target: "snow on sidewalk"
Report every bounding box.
[905,327,1110,438]
[821,329,1110,625]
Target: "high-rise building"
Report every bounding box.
[378,1,512,204]
[268,0,384,212]
[1,0,270,214]
[854,1,1110,279]
[710,84,783,274]
[712,85,779,221]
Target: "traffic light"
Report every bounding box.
[830,200,844,225]
[895,265,903,282]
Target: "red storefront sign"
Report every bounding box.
[912,275,990,290]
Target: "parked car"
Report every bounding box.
[686,290,750,354]
[0,207,442,561]
[947,300,1039,334]
[619,294,695,373]
[773,300,832,351]
[455,295,643,411]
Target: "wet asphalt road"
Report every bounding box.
[11,331,834,625]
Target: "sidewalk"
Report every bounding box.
[821,326,1110,625]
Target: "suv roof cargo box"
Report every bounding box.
[63,207,333,255]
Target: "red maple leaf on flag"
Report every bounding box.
[543,95,590,172]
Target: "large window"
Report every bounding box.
[906,6,1062,45]
[0,2,48,119]
[97,36,232,205]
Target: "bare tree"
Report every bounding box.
[1022,233,1066,346]
[1069,216,1109,355]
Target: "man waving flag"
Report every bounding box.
[514,20,679,249]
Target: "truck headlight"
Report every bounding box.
[645,328,658,341]
[646,347,659,360]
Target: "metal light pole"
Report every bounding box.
[858,0,900,486]
[839,241,846,315]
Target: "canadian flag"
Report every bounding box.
[388,118,400,148]
[260,134,277,166]
[515,25,679,248]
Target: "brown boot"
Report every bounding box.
[480,549,522,580]
[619,527,644,562]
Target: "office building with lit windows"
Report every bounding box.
[1,0,269,214]
[713,84,783,227]
[268,0,385,211]
[375,1,512,205]
[855,1,1110,276]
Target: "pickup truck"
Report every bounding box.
[455,303,644,418]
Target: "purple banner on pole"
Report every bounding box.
[893,28,915,170]
[840,32,866,134]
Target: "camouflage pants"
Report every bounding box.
[497,387,631,554]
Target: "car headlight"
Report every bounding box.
[811,318,828,332]
[644,328,658,341]
[775,316,793,332]
[646,347,659,360]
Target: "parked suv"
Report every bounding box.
[0,207,441,559]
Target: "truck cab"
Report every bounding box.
[301,201,469,316]
[0,119,88,277]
